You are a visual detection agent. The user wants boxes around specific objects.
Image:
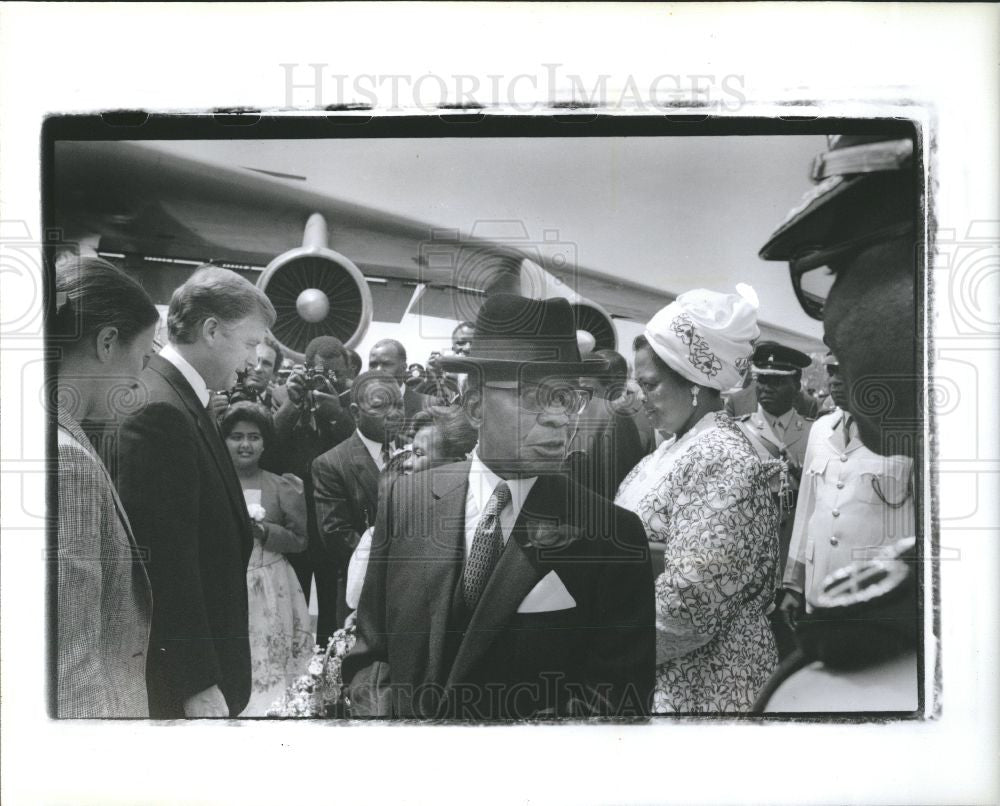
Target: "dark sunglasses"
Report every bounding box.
[789,221,914,320]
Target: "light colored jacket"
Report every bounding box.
[784,409,915,607]
[57,406,152,717]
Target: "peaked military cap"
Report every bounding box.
[751,341,812,376]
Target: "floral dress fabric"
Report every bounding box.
[616,411,780,713]
[241,472,314,716]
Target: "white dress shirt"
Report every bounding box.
[158,343,211,408]
[355,429,387,472]
[464,450,537,559]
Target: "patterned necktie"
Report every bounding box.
[463,481,512,611]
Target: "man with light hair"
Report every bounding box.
[116,266,276,718]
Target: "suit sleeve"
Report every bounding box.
[56,445,115,717]
[341,473,396,717]
[261,473,308,554]
[582,505,655,717]
[649,444,779,664]
[116,402,222,702]
[311,454,363,564]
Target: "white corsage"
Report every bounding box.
[247,503,267,523]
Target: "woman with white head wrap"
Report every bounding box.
[616,285,782,713]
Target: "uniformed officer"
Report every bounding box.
[776,352,915,621]
[752,132,920,712]
[736,341,815,575]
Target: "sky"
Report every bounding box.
[155,135,827,340]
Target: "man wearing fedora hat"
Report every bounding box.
[342,294,655,719]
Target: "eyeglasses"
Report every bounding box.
[484,381,593,416]
[789,221,914,320]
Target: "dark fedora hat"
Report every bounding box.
[437,294,610,379]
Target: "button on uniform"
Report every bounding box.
[830,536,840,546]
[836,481,845,489]
[832,509,840,518]
[840,454,848,462]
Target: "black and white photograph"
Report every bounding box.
[2,4,997,805]
[43,120,926,721]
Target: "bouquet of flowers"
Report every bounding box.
[266,624,357,717]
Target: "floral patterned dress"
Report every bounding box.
[616,411,780,713]
[240,472,314,716]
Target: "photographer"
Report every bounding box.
[271,336,355,646]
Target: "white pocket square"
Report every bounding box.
[516,570,577,613]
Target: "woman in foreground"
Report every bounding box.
[615,286,781,713]
[54,256,159,717]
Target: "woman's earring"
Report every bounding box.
[690,386,699,407]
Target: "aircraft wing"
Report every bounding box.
[51,140,824,354]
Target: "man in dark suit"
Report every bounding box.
[368,338,431,424]
[343,295,655,719]
[271,335,355,646]
[312,372,404,626]
[565,348,646,501]
[116,266,276,718]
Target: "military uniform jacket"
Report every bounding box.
[736,406,813,479]
[784,410,914,608]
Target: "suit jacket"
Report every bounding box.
[403,386,431,420]
[566,407,646,502]
[343,463,655,720]
[115,354,253,718]
[312,431,380,565]
[725,384,821,420]
[56,407,152,718]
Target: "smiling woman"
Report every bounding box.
[220,401,312,716]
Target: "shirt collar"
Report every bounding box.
[355,428,386,471]
[758,403,794,430]
[159,343,211,408]
[467,449,537,522]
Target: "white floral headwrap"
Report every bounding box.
[643,284,760,392]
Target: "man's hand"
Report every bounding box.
[285,367,307,406]
[183,684,229,718]
[207,392,229,420]
[776,589,804,627]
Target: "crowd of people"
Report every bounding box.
[54,132,919,718]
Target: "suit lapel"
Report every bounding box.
[147,355,250,533]
[443,476,555,689]
[348,432,380,515]
[419,462,472,679]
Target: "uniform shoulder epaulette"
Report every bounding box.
[815,409,834,419]
[737,413,752,422]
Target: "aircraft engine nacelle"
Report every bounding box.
[257,213,373,363]
[518,258,618,353]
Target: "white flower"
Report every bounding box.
[247,503,267,523]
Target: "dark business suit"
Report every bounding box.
[343,463,655,719]
[269,392,354,645]
[116,354,253,717]
[312,432,381,629]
